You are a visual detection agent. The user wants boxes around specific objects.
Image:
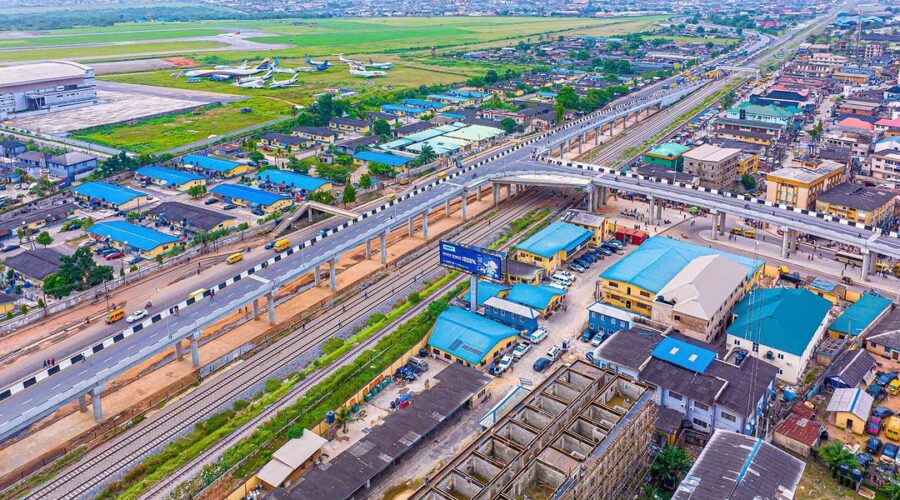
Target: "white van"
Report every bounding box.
[527,328,548,344]
[547,282,568,291]
[551,272,574,285]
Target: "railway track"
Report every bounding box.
[27,189,552,499]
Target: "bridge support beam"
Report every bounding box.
[493,185,500,207]
[175,340,185,361]
[461,190,468,222]
[861,251,876,282]
[78,394,88,412]
[314,265,321,286]
[587,188,594,213]
[252,298,260,319]
[594,127,600,145]
[781,227,791,258]
[365,239,371,259]
[267,288,277,325]
[190,332,200,368]
[408,217,414,236]
[476,186,483,201]
[445,199,451,216]
[329,257,337,291]
[578,134,584,154]
[600,187,608,207]
[309,208,314,222]
[91,384,104,421]
[422,210,429,239]
[718,212,725,236]
[710,211,719,240]
[469,275,478,313]
[380,231,388,264]
[656,198,663,223]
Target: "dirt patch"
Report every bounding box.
[165,56,197,67]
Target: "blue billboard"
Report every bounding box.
[439,240,504,281]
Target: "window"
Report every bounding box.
[674,314,681,321]
[608,282,618,288]
[694,402,709,412]
[668,391,682,401]
[777,353,784,359]
[640,291,651,298]
[721,412,737,422]
[692,418,708,428]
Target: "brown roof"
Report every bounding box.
[775,412,823,446]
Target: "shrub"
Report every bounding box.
[264,379,282,394]
[321,337,345,355]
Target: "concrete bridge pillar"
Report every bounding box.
[861,250,876,282]
[600,187,609,206]
[314,265,321,286]
[780,226,791,258]
[445,199,451,216]
[476,185,483,201]
[365,239,371,259]
[175,340,185,361]
[78,394,88,412]
[380,231,388,264]
[408,217,414,236]
[252,298,260,319]
[649,196,657,225]
[587,188,595,213]
[656,198,664,222]
[422,210,429,239]
[329,257,337,291]
[309,207,314,222]
[718,212,726,236]
[493,185,500,207]
[510,184,517,196]
[267,288,277,325]
[558,143,564,157]
[461,190,469,222]
[190,332,200,368]
[710,211,719,240]
[91,384,104,421]
[578,134,584,154]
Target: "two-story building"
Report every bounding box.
[765,159,846,209]
[814,183,895,227]
[47,152,97,180]
[511,221,592,274]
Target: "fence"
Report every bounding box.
[0,220,277,336]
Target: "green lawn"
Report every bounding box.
[69,97,291,154]
[0,29,225,49]
[0,40,225,62]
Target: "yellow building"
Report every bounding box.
[737,153,760,175]
[329,117,371,134]
[72,181,149,211]
[86,221,180,260]
[427,307,519,368]
[511,221,593,273]
[765,160,845,209]
[292,126,343,145]
[560,209,609,245]
[258,133,304,152]
[814,183,895,226]
[826,388,873,435]
[0,294,16,315]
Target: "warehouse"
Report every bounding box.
[512,221,592,273]
[483,296,539,333]
[135,166,206,191]
[4,248,64,285]
[87,220,180,259]
[0,61,97,117]
[0,202,74,239]
[427,306,519,368]
[255,170,332,193]
[828,293,892,340]
[72,181,149,211]
[145,202,237,234]
[352,150,413,173]
[505,283,566,315]
[182,154,253,178]
[210,183,292,213]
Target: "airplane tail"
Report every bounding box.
[369,57,374,64]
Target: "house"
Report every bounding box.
[352,151,413,173]
[462,280,510,309]
[651,254,748,343]
[594,331,778,436]
[334,136,381,155]
[726,102,800,128]
[824,349,877,390]
[0,203,74,240]
[366,111,400,126]
[256,432,327,489]
[402,99,450,112]
[828,293,893,340]
[681,144,742,190]
[4,248,63,285]
[675,430,805,499]
[511,221,592,273]
[726,288,832,383]
[826,387,874,435]
[814,184,895,227]
[505,283,566,315]
[394,121,433,137]
[86,220,180,259]
[328,117,370,134]
[765,160,845,210]
[559,209,607,245]
[182,154,254,178]
[145,202,237,234]
[426,306,519,368]
[46,152,97,181]
[0,140,26,158]
[642,143,691,171]
[135,166,205,192]
[16,151,45,170]
[258,133,304,152]
[503,259,544,285]
[293,126,343,146]
[209,184,292,213]
[600,237,762,317]
[72,182,148,211]
[774,404,823,457]
[255,170,332,193]
[587,302,636,337]
[380,104,429,118]
[483,296,539,333]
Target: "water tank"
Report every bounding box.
[851,468,863,482]
[839,464,850,477]
[783,387,797,402]
[735,351,747,365]
[325,411,335,424]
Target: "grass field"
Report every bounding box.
[0,40,225,62]
[69,97,291,154]
[0,29,225,49]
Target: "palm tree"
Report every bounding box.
[416,144,437,165]
[651,445,692,489]
[335,407,353,434]
[882,477,900,500]
[638,484,662,500]
[818,440,856,471]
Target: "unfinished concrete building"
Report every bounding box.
[414,360,655,500]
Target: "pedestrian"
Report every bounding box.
[51,357,55,366]
[43,360,47,368]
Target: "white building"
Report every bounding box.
[0,61,97,117]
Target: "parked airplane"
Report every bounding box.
[185,59,272,78]
[269,71,300,88]
[339,54,393,70]
[349,66,387,78]
[234,77,266,89]
[366,57,393,70]
[305,55,330,71]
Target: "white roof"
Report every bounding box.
[484,296,539,319]
[587,302,636,323]
[655,255,747,320]
[257,459,294,487]
[0,61,92,89]
[256,431,326,487]
[683,143,741,163]
[826,388,874,421]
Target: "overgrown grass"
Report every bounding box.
[4,446,88,498]
[492,208,551,248]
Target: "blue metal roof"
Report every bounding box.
[601,237,763,294]
[255,170,330,191]
[210,184,290,207]
[451,90,488,98]
[353,151,412,167]
[463,280,510,307]
[403,99,445,109]
[182,154,242,173]
[427,94,469,102]
[87,221,178,252]
[514,221,592,258]
[440,112,467,119]
[830,293,892,336]
[427,307,519,365]
[506,283,565,311]
[381,104,426,114]
[136,166,204,187]
[726,288,832,357]
[650,336,715,373]
[72,182,146,206]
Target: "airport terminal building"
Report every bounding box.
[0,61,97,117]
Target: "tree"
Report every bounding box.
[16,227,24,244]
[307,190,335,205]
[720,90,736,109]
[368,162,396,178]
[554,103,565,124]
[819,441,856,472]
[358,172,373,189]
[42,273,72,299]
[372,118,392,137]
[287,156,309,174]
[186,184,207,198]
[881,475,900,500]
[740,173,757,191]
[342,183,357,205]
[35,231,53,247]
[416,144,437,166]
[650,445,692,489]
[810,119,824,140]
[499,117,518,134]
[484,69,499,84]
[555,86,580,110]
[248,151,265,164]
[334,407,353,434]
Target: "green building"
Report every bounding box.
[641,142,691,171]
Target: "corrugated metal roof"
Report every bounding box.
[352,151,412,167]
[427,307,518,365]
[826,387,874,421]
[830,293,892,336]
[0,61,91,88]
[506,283,565,311]
[650,337,715,373]
[210,183,290,207]
[514,221,592,258]
[182,154,242,173]
[255,170,330,191]
[727,288,832,357]
[87,221,178,252]
[72,181,146,206]
[136,166,204,187]
[462,280,509,308]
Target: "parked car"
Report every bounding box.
[874,407,895,419]
[868,437,884,454]
[551,272,573,285]
[251,208,266,216]
[99,247,118,256]
[591,333,605,347]
[882,443,899,463]
[869,384,889,401]
[527,328,548,344]
[128,256,143,265]
[546,345,562,362]
[596,247,613,256]
[264,241,275,250]
[223,203,238,210]
[512,342,531,360]
[605,240,624,249]
[495,355,513,375]
[857,452,875,469]
[580,330,595,342]
[876,372,898,386]
[556,270,574,280]
[867,416,885,435]
[126,309,148,323]
[533,357,552,372]
[204,198,219,205]
[105,251,124,260]
[889,379,900,396]
[570,263,586,273]
[1,244,20,252]
[547,282,567,292]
